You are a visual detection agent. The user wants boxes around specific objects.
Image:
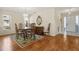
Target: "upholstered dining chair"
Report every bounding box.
[44,23,51,35]
[25,29,32,39]
[15,23,26,40]
[18,23,23,29]
[30,23,36,34]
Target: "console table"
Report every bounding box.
[34,26,44,35]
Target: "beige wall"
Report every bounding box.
[0,8,60,36]
[30,8,59,36]
[0,8,63,36]
[0,11,24,35]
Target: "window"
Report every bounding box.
[3,15,11,29]
[76,16,79,32]
[76,16,79,25]
[64,16,67,38]
[64,16,66,28]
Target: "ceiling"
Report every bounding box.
[0,7,79,15]
[55,7,79,13]
[0,7,38,14]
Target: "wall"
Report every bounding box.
[0,11,24,35]
[30,8,58,36]
[0,8,62,36]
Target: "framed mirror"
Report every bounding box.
[36,16,42,25]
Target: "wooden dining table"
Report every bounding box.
[17,26,44,40]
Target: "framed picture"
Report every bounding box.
[2,15,11,29]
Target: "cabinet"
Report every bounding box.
[35,26,44,35]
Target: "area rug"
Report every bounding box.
[16,35,43,48]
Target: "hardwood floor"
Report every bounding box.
[0,34,79,51]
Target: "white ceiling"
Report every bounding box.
[55,7,79,13]
[0,7,55,16]
[0,7,38,14]
[0,7,79,15]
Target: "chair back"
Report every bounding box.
[18,23,23,29]
[15,23,19,34]
[30,23,36,28]
[47,23,51,33]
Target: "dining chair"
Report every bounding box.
[25,29,32,39]
[30,23,36,34]
[15,23,26,40]
[44,23,51,35]
[18,23,23,29]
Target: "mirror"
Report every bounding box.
[36,16,42,25]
